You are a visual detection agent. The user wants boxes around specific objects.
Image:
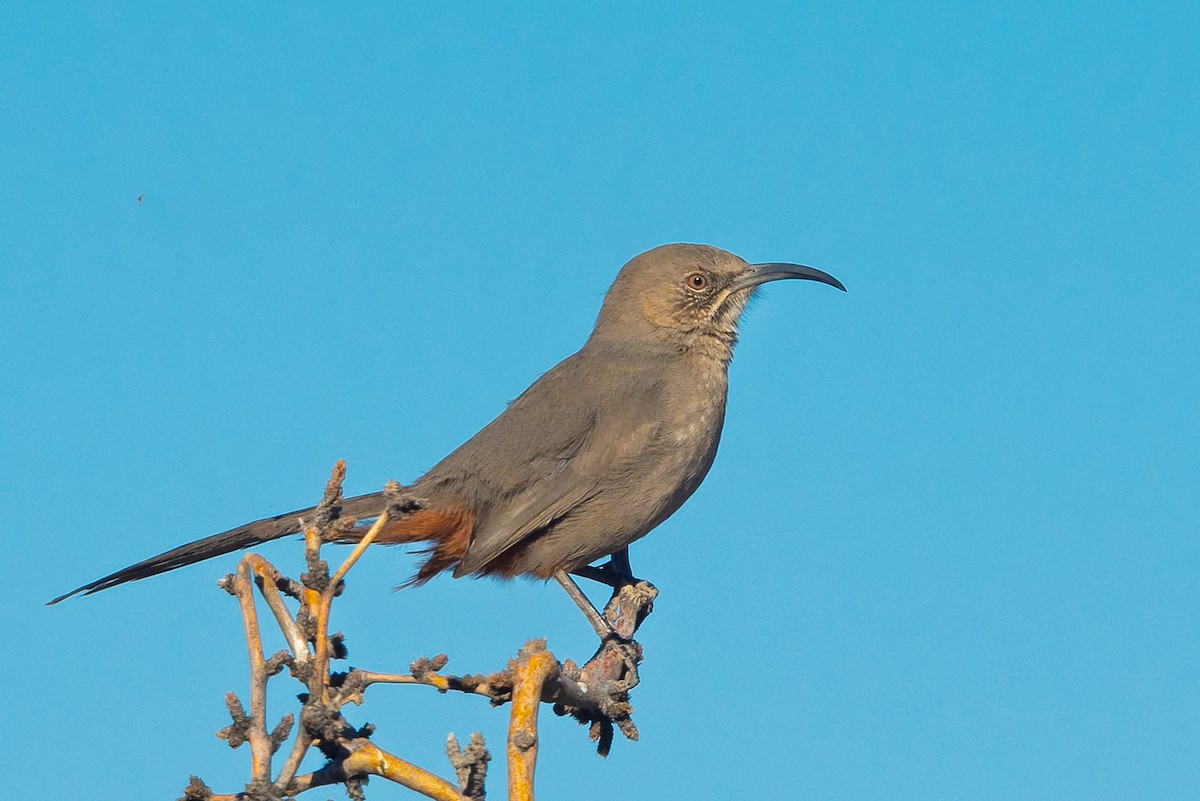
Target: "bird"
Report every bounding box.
[50,244,844,631]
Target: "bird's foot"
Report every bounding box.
[570,546,640,589]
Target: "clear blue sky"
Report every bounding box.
[3,3,1198,799]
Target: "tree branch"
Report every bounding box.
[185,461,658,799]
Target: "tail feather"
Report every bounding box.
[48,492,388,605]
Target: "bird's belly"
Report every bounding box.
[509,417,725,577]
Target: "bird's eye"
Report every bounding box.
[685,272,708,291]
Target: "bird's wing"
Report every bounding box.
[454,416,662,575]
[454,483,599,575]
[428,350,668,576]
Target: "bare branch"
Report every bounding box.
[185,462,659,798]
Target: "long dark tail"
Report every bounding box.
[48,492,388,605]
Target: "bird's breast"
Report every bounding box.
[667,365,727,442]
[657,363,728,494]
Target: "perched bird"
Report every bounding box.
[51,244,844,629]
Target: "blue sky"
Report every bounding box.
[2,3,1198,799]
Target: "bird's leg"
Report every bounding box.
[609,546,633,579]
[570,546,638,589]
[553,570,619,640]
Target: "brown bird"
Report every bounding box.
[50,244,844,630]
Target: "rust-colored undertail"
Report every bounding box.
[347,506,476,587]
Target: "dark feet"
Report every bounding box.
[570,546,639,588]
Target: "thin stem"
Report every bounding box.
[232,561,273,782]
[246,554,309,664]
[313,513,389,701]
[348,669,497,698]
[327,511,388,591]
[274,735,315,793]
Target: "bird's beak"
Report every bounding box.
[736,262,846,292]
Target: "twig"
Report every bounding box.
[231,560,273,783]
[245,554,309,666]
[329,511,387,591]
[312,512,388,702]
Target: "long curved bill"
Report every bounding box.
[736,262,846,292]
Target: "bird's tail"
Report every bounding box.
[47,492,389,605]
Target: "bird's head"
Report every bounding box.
[590,243,844,360]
